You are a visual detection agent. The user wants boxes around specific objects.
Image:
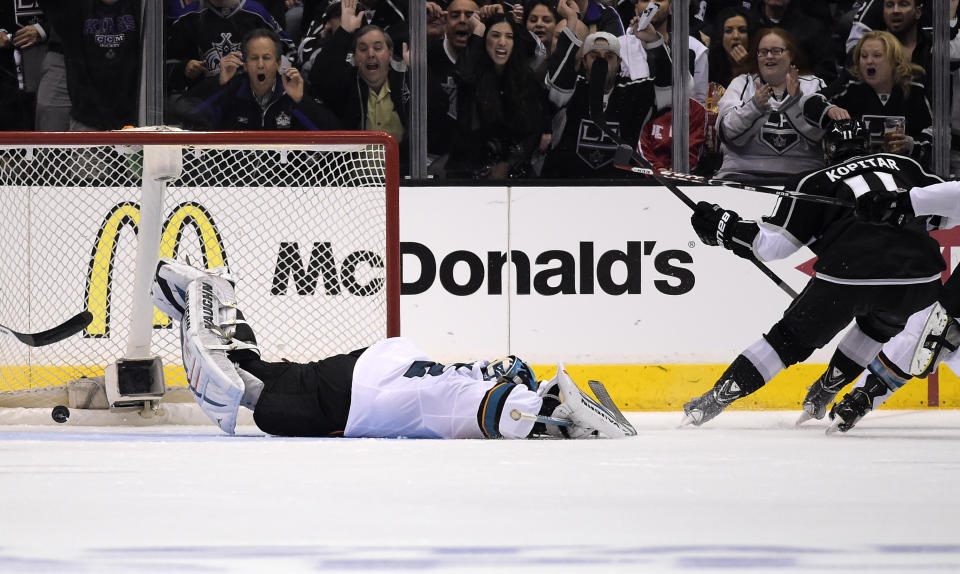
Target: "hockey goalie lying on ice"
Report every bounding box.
[152,259,634,439]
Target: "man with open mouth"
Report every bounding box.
[191,27,340,131]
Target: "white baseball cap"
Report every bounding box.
[582,32,621,58]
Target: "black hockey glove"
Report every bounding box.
[855,189,914,227]
[692,201,738,246]
[691,201,759,259]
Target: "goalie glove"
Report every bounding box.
[483,355,537,391]
[855,188,914,227]
[690,201,758,259]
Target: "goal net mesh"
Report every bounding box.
[0,132,398,408]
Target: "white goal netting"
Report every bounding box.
[0,131,399,408]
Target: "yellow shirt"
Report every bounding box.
[367,81,405,143]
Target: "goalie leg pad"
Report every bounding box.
[181,276,249,434]
[152,258,232,322]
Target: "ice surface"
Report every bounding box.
[1,410,958,573]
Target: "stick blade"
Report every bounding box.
[0,311,93,347]
[587,380,637,436]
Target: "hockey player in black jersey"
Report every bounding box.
[821,178,960,433]
[681,119,946,427]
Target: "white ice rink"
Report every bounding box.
[1,410,959,574]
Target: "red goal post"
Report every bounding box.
[0,129,400,409]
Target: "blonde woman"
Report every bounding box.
[803,30,932,165]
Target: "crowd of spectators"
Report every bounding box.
[0,0,958,179]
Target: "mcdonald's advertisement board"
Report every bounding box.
[6,183,958,410]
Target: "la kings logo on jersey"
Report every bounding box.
[205,33,241,73]
[576,119,620,169]
[759,111,799,154]
[275,111,292,129]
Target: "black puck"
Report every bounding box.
[52,405,70,424]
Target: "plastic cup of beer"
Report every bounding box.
[883,117,905,153]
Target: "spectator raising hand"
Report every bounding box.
[339,0,366,34]
[556,0,586,40]
[218,51,244,85]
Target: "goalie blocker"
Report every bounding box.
[153,259,633,439]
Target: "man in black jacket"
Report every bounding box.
[309,0,409,172]
[192,28,340,131]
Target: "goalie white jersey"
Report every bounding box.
[345,338,542,439]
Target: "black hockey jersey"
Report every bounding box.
[766,152,945,284]
[166,0,293,93]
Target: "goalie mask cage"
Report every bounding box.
[0,130,399,408]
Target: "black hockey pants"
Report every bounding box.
[235,348,366,437]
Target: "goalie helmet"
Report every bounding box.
[823,119,868,165]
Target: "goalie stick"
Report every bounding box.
[587,60,798,299]
[510,408,574,427]
[0,311,93,347]
[587,380,637,436]
[614,165,854,208]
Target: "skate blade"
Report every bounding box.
[825,419,843,435]
[795,410,816,427]
[678,412,698,428]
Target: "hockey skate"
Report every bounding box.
[910,303,960,377]
[827,388,872,434]
[796,370,845,426]
[680,388,728,427]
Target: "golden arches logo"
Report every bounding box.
[84,201,228,337]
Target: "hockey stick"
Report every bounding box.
[587,380,637,436]
[587,60,798,299]
[614,165,854,208]
[509,408,574,427]
[0,311,93,347]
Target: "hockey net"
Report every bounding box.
[0,130,399,413]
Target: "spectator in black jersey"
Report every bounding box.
[803,31,933,167]
[38,0,140,131]
[166,0,293,98]
[748,0,837,84]
[309,0,410,171]
[425,0,479,178]
[680,119,946,427]
[294,0,341,75]
[446,10,544,179]
[188,28,340,130]
[540,2,655,179]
